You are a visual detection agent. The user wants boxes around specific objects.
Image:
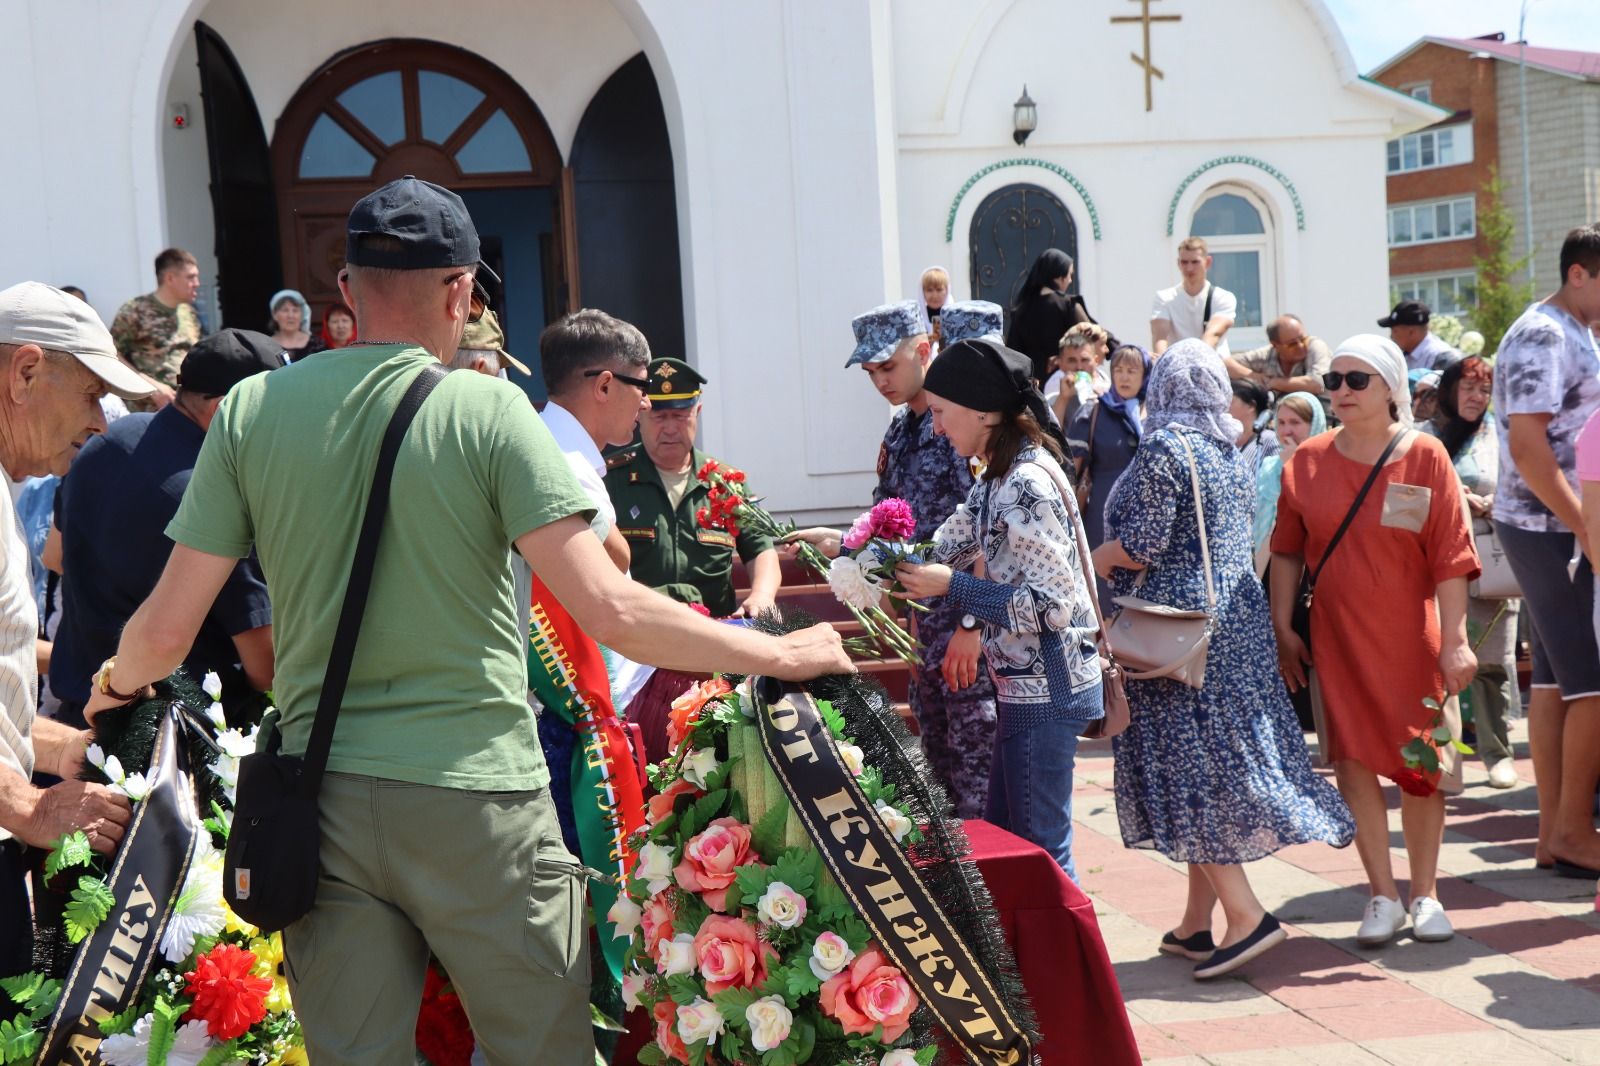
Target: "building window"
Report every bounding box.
[1404,83,1433,103]
[1189,184,1275,336]
[1391,272,1478,317]
[1388,197,1476,247]
[1385,122,1473,175]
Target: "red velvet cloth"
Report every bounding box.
[613,819,1138,1065]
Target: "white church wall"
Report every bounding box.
[161,30,222,328]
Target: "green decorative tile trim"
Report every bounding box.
[944,158,1101,242]
[1166,155,1306,235]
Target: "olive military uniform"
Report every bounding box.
[604,447,772,617]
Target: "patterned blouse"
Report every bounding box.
[933,445,1102,727]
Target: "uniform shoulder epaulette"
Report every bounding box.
[605,448,638,471]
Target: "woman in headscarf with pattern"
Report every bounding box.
[1092,338,1354,980]
[1270,334,1479,949]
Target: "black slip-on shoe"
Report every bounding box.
[1159,929,1215,961]
[1193,914,1286,980]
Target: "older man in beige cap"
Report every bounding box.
[0,281,153,971]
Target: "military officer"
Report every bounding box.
[604,358,780,618]
[784,300,999,818]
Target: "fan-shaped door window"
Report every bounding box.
[1189,185,1275,336]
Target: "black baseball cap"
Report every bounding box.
[1378,300,1430,328]
[345,175,500,285]
[178,329,286,396]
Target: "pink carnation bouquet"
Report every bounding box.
[829,499,931,620]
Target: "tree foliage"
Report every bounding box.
[1470,168,1535,357]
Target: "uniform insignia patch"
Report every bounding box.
[876,442,889,478]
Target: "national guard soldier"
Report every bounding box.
[785,300,1000,817]
[604,358,781,617]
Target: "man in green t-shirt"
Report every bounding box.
[83,178,849,1063]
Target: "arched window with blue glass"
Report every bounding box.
[1188,184,1276,345]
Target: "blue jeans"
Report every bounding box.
[985,686,1098,882]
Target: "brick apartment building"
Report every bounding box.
[1372,35,1600,313]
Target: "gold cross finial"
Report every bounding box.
[1111,0,1182,112]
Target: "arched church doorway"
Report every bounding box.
[271,40,564,365]
[968,183,1078,317]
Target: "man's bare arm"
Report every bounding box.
[1150,318,1174,356]
[1508,412,1585,546]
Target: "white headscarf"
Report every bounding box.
[1332,334,1410,421]
[1143,338,1242,446]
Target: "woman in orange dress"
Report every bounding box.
[1270,334,1479,948]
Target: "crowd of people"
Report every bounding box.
[0,173,1597,1058]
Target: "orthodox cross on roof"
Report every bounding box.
[1111,0,1183,112]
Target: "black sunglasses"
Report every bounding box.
[444,271,490,323]
[1322,370,1376,392]
[583,368,651,390]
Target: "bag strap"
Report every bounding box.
[1202,283,1213,327]
[1307,428,1410,591]
[1020,456,1113,652]
[300,362,449,793]
[1166,431,1216,611]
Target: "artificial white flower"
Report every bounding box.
[875,800,914,842]
[117,773,149,802]
[681,747,720,789]
[201,671,223,701]
[167,1020,216,1065]
[85,744,107,771]
[881,1051,920,1066]
[607,894,642,940]
[837,742,866,777]
[160,840,227,963]
[756,881,807,929]
[100,1016,212,1066]
[621,969,648,1011]
[205,701,227,730]
[636,842,677,894]
[809,930,855,980]
[746,995,794,1052]
[658,933,697,976]
[215,728,257,759]
[827,555,884,611]
[102,754,125,786]
[676,997,725,1044]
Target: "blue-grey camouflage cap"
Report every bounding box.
[846,300,929,367]
[938,301,1004,345]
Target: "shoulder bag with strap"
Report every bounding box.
[1105,430,1216,690]
[1290,429,1410,650]
[1016,454,1131,738]
[224,362,448,931]
[1073,402,1100,508]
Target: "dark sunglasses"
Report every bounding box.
[1322,370,1376,392]
[584,368,651,390]
[444,271,490,323]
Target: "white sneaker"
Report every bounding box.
[1486,760,1518,789]
[1355,895,1407,946]
[1410,896,1454,942]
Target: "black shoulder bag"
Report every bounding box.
[1291,429,1409,651]
[224,363,448,931]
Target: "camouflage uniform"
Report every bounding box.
[875,406,997,817]
[109,293,200,408]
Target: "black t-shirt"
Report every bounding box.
[1005,291,1092,382]
[50,408,272,704]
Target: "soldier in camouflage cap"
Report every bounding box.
[785,298,998,817]
[451,308,531,377]
[936,300,1004,348]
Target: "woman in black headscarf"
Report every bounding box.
[1005,249,1096,384]
[895,339,1103,880]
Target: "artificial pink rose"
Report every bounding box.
[869,497,917,541]
[842,511,875,551]
[647,777,700,827]
[641,896,676,961]
[673,817,758,912]
[819,945,919,1042]
[652,998,689,1064]
[692,914,778,995]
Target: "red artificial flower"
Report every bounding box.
[1393,767,1437,797]
[725,469,746,483]
[416,963,476,1066]
[183,942,271,1040]
[696,507,712,529]
[696,460,719,482]
[653,997,690,1063]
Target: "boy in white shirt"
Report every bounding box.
[1151,236,1236,359]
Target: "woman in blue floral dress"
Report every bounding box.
[1091,339,1354,979]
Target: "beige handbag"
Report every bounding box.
[1470,524,1521,599]
[1106,431,1215,690]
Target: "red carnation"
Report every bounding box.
[725,469,746,483]
[183,942,271,1039]
[696,460,719,481]
[416,964,475,1066]
[1393,767,1437,797]
[696,507,712,529]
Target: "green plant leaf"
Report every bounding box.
[750,802,789,864]
[713,985,760,1028]
[1431,726,1453,743]
[43,831,93,880]
[735,863,772,907]
[63,876,115,944]
[1451,739,1476,755]
[22,979,61,1023]
[97,1001,144,1036]
[196,1042,244,1066]
[915,1045,939,1065]
[0,1018,41,1064]
[783,962,821,1002]
[1419,745,1440,773]
[146,997,183,1066]
[1421,696,1441,711]
[817,700,848,740]
[770,849,816,896]
[0,973,42,1006]
[590,1003,628,1033]
[636,1043,665,1065]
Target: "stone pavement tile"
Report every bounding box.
[1359,1029,1570,1066]
[1274,842,1372,875]
[1510,932,1600,982]
[1250,945,1428,1010]
[1150,1011,1337,1056]
[1420,966,1600,1032]
[1518,1026,1600,1066]
[1299,998,1491,1041]
[1204,1045,1387,1066]
[1128,1021,1192,1060]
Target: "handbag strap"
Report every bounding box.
[1307,428,1410,592]
[299,362,449,793]
[1019,455,1113,651]
[1165,430,1216,612]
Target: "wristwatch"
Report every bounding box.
[958,614,980,632]
[93,657,142,703]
